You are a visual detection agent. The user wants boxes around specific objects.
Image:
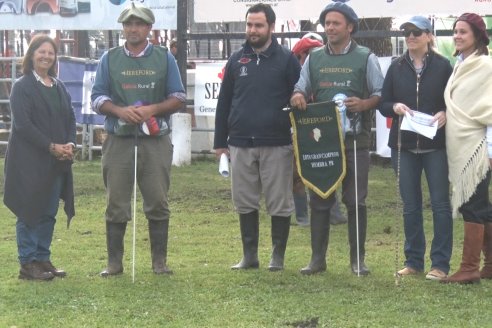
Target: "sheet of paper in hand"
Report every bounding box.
[401,111,438,139]
[290,101,346,199]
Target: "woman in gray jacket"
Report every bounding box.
[4,35,76,281]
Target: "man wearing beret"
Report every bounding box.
[91,3,185,276]
[290,2,384,276]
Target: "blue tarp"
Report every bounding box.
[58,57,105,125]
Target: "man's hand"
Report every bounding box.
[118,105,145,124]
[345,97,367,113]
[215,148,229,160]
[290,92,307,111]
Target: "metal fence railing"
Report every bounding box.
[0,57,20,131]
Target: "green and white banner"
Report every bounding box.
[290,101,346,199]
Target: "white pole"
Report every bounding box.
[132,130,138,283]
[354,137,360,277]
[351,114,360,277]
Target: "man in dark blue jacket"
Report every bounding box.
[214,3,301,271]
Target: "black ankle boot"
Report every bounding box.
[38,261,66,278]
[19,262,54,281]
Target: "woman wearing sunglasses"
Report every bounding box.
[379,16,453,281]
[441,13,492,284]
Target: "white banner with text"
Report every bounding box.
[193,62,226,117]
[194,0,492,22]
[0,0,176,30]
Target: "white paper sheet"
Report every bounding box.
[400,111,438,139]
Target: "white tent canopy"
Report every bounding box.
[194,0,492,22]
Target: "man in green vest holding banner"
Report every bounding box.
[91,3,186,276]
[290,1,384,276]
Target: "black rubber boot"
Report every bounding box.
[330,197,347,225]
[348,206,370,276]
[100,222,127,277]
[300,209,330,275]
[231,210,260,270]
[269,216,291,271]
[149,220,173,275]
[293,192,309,226]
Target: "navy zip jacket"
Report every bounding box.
[214,36,301,148]
[379,50,452,150]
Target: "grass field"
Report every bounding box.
[0,158,491,327]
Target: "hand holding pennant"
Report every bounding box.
[290,101,346,199]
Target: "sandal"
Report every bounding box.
[426,268,447,281]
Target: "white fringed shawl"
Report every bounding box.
[445,53,492,218]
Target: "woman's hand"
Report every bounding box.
[50,143,75,161]
[392,102,413,116]
[433,111,447,129]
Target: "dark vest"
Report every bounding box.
[107,46,169,136]
[309,45,372,149]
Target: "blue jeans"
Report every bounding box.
[16,175,63,264]
[391,149,453,273]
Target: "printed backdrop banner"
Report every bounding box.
[194,0,492,22]
[58,57,105,125]
[290,101,346,199]
[0,0,176,30]
[194,62,226,117]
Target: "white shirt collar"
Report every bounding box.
[123,41,151,57]
[32,70,56,87]
[327,40,352,55]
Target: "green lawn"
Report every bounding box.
[0,158,490,327]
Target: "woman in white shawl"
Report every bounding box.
[441,13,492,284]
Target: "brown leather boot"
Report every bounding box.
[480,222,492,279]
[19,262,54,281]
[39,261,67,278]
[441,222,484,284]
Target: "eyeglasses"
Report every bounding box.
[403,29,426,37]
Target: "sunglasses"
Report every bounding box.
[403,29,426,37]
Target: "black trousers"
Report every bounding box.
[459,171,492,224]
